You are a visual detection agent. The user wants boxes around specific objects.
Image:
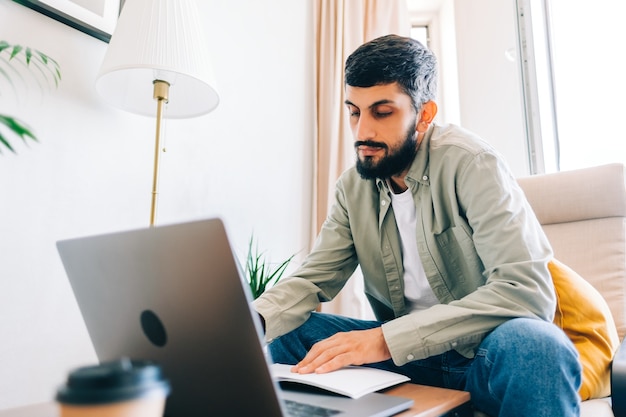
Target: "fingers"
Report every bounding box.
[304,352,351,374]
[293,340,352,374]
[290,328,390,375]
[291,337,336,373]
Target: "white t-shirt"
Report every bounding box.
[389,187,439,311]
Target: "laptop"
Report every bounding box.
[56,218,413,417]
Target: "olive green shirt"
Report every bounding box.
[253,123,555,366]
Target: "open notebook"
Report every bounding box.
[56,218,413,417]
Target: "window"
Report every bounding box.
[519,0,626,172]
[411,25,429,47]
[549,0,626,171]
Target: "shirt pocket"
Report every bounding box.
[434,226,484,295]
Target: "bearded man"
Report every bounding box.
[253,34,581,417]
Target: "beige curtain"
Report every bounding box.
[313,0,410,317]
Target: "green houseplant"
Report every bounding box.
[243,234,295,299]
[0,40,61,154]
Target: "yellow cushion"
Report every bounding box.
[549,259,620,400]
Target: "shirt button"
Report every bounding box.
[452,342,458,347]
[407,354,415,361]
[381,200,387,206]
[422,175,428,181]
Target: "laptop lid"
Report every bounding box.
[56,218,413,417]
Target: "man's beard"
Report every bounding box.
[355,121,418,180]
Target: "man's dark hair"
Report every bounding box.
[344,34,438,111]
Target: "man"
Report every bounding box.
[253,34,581,416]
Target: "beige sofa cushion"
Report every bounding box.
[518,163,626,341]
[580,398,614,417]
[518,163,626,224]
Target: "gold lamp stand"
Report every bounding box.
[95,0,219,228]
[150,80,170,227]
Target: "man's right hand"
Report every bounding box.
[291,327,391,374]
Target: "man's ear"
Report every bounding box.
[416,101,438,133]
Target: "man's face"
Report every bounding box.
[345,83,419,180]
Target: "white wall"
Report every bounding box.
[0,0,313,409]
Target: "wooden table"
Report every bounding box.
[0,383,471,417]
[0,403,57,417]
[386,383,472,416]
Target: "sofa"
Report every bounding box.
[515,163,626,417]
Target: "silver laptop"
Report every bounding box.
[56,218,413,417]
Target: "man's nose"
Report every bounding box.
[354,115,375,141]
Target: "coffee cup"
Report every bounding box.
[56,358,170,417]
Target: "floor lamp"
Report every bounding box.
[95,0,219,227]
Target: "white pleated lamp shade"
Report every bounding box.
[96,0,219,119]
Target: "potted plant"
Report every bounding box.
[0,40,61,154]
[243,234,295,299]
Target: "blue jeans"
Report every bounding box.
[268,313,581,417]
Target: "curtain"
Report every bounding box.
[313,0,410,317]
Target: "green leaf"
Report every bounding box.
[34,50,62,86]
[9,44,23,60]
[0,114,38,154]
[25,47,32,65]
[1,42,62,88]
[242,234,296,299]
[0,133,17,154]
[0,40,61,155]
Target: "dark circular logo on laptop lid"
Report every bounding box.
[140,309,168,347]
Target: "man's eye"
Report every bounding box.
[349,110,360,117]
[375,111,392,118]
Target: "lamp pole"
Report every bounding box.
[150,80,170,227]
